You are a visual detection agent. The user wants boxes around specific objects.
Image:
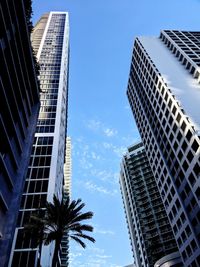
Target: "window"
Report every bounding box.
[176,113,181,123]
[181,121,186,132]
[182,141,187,152]
[172,106,177,115]
[180,212,186,223]
[188,172,195,186]
[185,225,191,237]
[178,150,183,161]
[186,130,192,142]
[177,132,182,142]
[181,231,187,242]
[175,199,181,210]
[192,140,199,153]
[193,163,200,176]
[168,99,172,108]
[183,160,189,172]
[195,187,200,200]
[186,151,194,163]
[186,245,192,256]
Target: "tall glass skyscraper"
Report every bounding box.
[0,1,40,266]
[120,142,181,267]
[8,12,70,267]
[127,31,200,267]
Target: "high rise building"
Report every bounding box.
[8,12,70,267]
[60,137,72,267]
[120,142,181,267]
[0,1,40,266]
[127,30,200,267]
[63,137,71,198]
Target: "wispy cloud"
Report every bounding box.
[85,119,118,138]
[94,225,115,236]
[102,142,126,157]
[96,254,112,259]
[90,169,119,184]
[79,157,94,170]
[103,128,118,137]
[69,244,121,267]
[91,151,101,160]
[78,180,118,196]
[87,119,102,131]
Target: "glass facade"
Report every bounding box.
[0,1,40,266]
[8,12,69,267]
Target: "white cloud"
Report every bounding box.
[103,128,118,137]
[96,254,112,259]
[91,151,101,160]
[94,226,115,236]
[102,142,126,157]
[79,157,93,170]
[69,244,120,267]
[82,181,118,196]
[85,119,118,138]
[90,169,119,184]
[87,119,101,131]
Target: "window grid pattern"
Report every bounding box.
[160,30,200,83]
[0,0,40,265]
[127,36,200,267]
[36,14,65,133]
[120,143,179,267]
[10,13,69,267]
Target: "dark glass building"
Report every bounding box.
[0,0,40,266]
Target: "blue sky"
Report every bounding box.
[32,0,200,266]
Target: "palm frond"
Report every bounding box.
[44,231,59,246]
[72,233,96,244]
[68,224,93,233]
[70,236,86,248]
[69,211,94,224]
[24,193,95,261]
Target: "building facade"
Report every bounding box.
[60,137,72,267]
[120,142,180,267]
[127,30,200,267]
[8,12,70,267]
[0,1,40,266]
[154,252,183,267]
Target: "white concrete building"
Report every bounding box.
[127,30,200,267]
[60,137,71,267]
[9,12,69,267]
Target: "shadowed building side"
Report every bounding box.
[0,1,40,266]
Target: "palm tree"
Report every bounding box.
[24,195,95,267]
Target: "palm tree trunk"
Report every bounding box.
[51,237,62,267]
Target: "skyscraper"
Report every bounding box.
[120,142,181,267]
[127,30,200,267]
[0,1,40,266]
[61,137,72,267]
[8,12,69,267]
